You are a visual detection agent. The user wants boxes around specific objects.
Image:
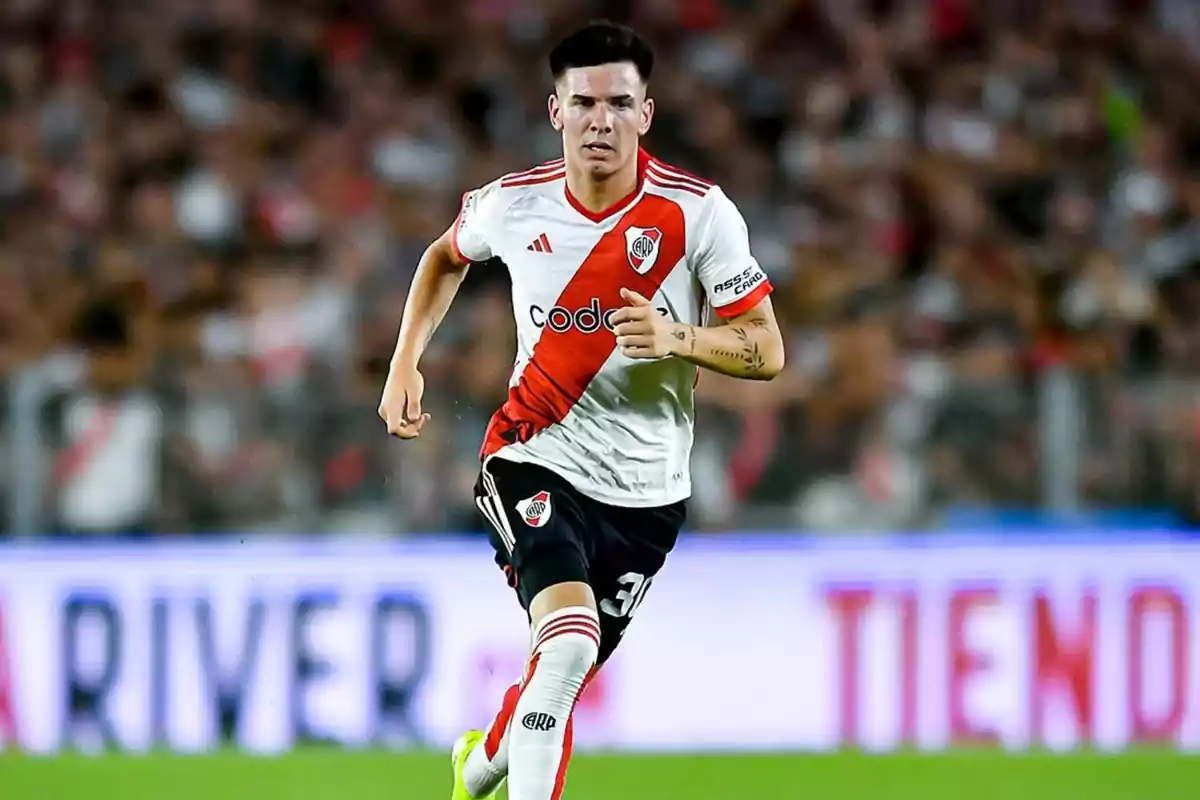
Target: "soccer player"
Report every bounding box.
[378,21,784,800]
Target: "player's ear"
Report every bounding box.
[639,97,654,136]
[548,93,563,132]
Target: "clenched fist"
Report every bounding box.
[610,287,687,359]
[378,362,431,439]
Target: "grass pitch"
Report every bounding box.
[1,749,1196,799]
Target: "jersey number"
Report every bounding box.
[599,572,653,619]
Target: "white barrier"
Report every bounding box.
[0,535,1196,753]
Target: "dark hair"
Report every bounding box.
[74,296,130,350]
[548,21,654,83]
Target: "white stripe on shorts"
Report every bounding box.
[478,459,516,553]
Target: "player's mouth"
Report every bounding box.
[584,142,615,154]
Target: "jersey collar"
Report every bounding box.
[564,147,650,224]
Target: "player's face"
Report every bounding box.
[549,62,653,178]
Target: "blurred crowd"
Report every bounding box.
[4,0,1200,536]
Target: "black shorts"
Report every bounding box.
[474,457,686,666]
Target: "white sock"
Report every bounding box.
[465,662,604,797]
[463,682,517,797]
[506,606,599,800]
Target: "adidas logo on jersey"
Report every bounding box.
[516,490,552,527]
[526,233,553,253]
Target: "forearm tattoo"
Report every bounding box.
[728,326,767,374]
[683,314,774,376]
[673,327,696,356]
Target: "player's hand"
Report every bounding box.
[612,287,685,359]
[378,362,431,439]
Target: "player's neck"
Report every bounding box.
[564,157,640,216]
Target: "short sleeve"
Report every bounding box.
[691,187,773,319]
[450,180,505,263]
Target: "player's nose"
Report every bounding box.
[590,106,615,132]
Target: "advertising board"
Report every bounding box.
[0,536,1195,753]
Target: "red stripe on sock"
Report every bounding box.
[551,715,574,800]
[550,680,589,800]
[535,614,599,642]
[534,616,600,648]
[520,652,541,689]
[534,617,601,653]
[483,681,520,760]
[537,613,597,629]
[535,625,601,653]
[485,653,542,760]
[535,614,600,642]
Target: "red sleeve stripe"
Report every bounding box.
[502,159,565,183]
[501,170,565,188]
[714,279,773,319]
[510,158,564,176]
[648,160,713,189]
[646,174,707,197]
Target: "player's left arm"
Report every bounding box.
[615,288,784,380]
[612,187,785,381]
[674,293,784,380]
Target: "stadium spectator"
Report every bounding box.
[3,0,1200,535]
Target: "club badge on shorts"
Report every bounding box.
[516,490,552,527]
[624,226,662,274]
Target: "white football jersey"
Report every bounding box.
[451,149,773,507]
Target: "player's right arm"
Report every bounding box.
[379,184,500,439]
